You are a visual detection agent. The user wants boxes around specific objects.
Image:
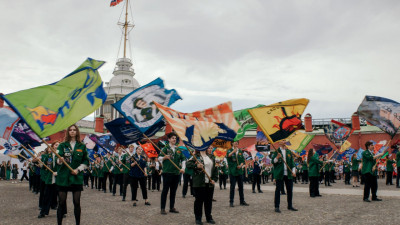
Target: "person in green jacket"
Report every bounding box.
[226,141,249,207]
[56,124,89,225]
[362,141,387,202]
[186,145,218,225]
[343,159,351,185]
[385,155,395,185]
[6,160,11,180]
[301,158,309,184]
[158,132,185,215]
[218,160,228,189]
[308,148,323,198]
[271,141,297,213]
[351,154,361,187]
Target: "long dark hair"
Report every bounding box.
[351,153,356,161]
[64,124,81,143]
[307,148,314,164]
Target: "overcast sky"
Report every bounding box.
[0,0,399,120]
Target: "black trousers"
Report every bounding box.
[330,170,335,182]
[363,173,378,200]
[112,174,123,195]
[29,174,33,190]
[252,173,261,191]
[33,174,41,193]
[89,174,94,189]
[194,185,214,221]
[344,172,351,184]
[98,177,104,190]
[309,176,320,197]
[324,171,330,186]
[275,176,293,208]
[152,172,161,191]
[386,171,393,185]
[103,172,113,192]
[83,175,89,187]
[132,176,148,200]
[219,174,227,188]
[229,174,244,204]
[319,172,324,183]
[123,174,133,199]
[397,167,400,187]
[302,171,308,183]
[161,173,180,210]
[147,175,152,190]
[40,184,56,215]
[39,179,46,208]
[182,173,193,196]
[20,170,29,181]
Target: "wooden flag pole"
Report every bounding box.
[22,145,55,174]
[42,139,75,173]
[319,147,339,173]
[107,155,122,171]
[142,134,182,171]
[100,156,111,172]
[18,153,29,161]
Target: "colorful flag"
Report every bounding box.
[314,143,333,156]
[285,130,315,153]
[11,120,41,148]
[356,148,364,160]
[1,58,107,138]
[357,96,400,137]
[233,104,264,141]
[112,77,181,134]
[339,140,352,153]
[0,107,19,151]
[89,134,117,153]
[213,147,227,160]
[211,139,232,149]
[248,98,309,143]
[140,143,158,158]
[105,118,164,146]
[255,131,270,152]
[178,146,191,159]
[323,120,353,147]
[110,0,123,7]
[155,101,240,151]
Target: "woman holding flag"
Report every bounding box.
[56,124,89,225]
[186,145,218,225]
[351,154,361,187]
[308,148,323,197]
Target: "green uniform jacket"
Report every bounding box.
[361,150,374,175]
[56,141,89,187]
[102,157,111,173]
[111,155,123,175]
[351,158,360,171]
[186,153,218,188]
[396,152,400,167]
[329,162,335,171]
[218,162,228,175]
[226,148,245,176]
[42,153,57,185]
[309,153,323,177]
[270,148,295,180]
[302,161,308,171]
[161,144,185,175]
[386,159,395,172]
[96,162,104,178]
[40,154,49,182]
[120,153,130,174]
[343,162,350,173]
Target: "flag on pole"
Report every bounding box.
[233,104,264,141]
[154,101,240,151]
[323,120,353,147]
[1,58,107,138]
[112,77,181,134]
[357,96,400,137]
[285,130,315,153]
[0,107,19,152]
[338,140,352,153]
[314,143,333,156]
[110,0,123,7]
[248,98,309,143]
[140,143,158,158]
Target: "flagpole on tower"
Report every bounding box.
[123,0,129,58]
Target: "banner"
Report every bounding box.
[323,120,352,147]
[155,101,240,151]
[233,104,264,141]
[314,143,333,156]
[248,98,309,143]
[140,143,158,158]
[11,120,41,148]
[255,131,270,152]
[356,148,364,160]
[357,96,400,137]
[213,147,227,160]
[0,107,20,152]
[105,118,164,146]
[1,58,107,138]
[211,139,232,149]
[339,140,352,153]
[112,77,181,133]
[89,134,117,153]
[285,130,315,153]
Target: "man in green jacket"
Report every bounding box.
[396,147,400,188]
[271,141,297,213]
[158,132,185,215]
[226,141,249,207]
[385,155,395,185]
[362,141,387,202]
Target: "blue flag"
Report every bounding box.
[104,118,164,146]
[112,77,181,133]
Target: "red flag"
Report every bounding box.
[110,0,123,7]
[140,143,158,158]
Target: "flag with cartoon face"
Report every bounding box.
[323,120,352,148]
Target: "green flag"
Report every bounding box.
[1,58,107,138]
[233,104,264,141]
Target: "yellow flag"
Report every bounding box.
[339,140,351,153]
[248,98,309,143]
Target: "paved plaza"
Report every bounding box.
[1,178,399,225]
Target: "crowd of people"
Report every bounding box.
[2,125,400,225]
